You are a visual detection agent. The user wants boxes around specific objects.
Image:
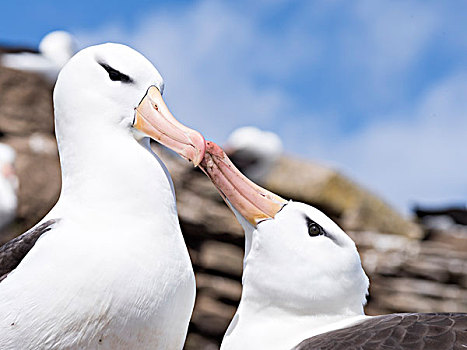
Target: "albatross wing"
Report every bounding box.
[293,313,467,350]
[0,219,58,282]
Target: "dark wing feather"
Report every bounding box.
[292,313,467,350]
[0,219,58,282]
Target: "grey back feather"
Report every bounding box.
[293,313,467,350]
[0,219,58,282]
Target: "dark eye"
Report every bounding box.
[99,62,133,83]
[306,218,325,237]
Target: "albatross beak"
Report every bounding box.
[134,86,206,166]
[200,141,288,226]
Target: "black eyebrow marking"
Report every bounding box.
[98,62,133,83]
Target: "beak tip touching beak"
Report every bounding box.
[205,140,223,156]
[201,140,287,227]
[190,131,207,167]
[200,141,226,167]
[134,86,286,226]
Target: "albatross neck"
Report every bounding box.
[222,300,367,350]
[223,223,367,349]
[223,286,367,350]
[55,120,177,224]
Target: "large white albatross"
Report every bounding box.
[200,141,467,350]
[0,43,205,349]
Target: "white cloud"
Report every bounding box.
[319,73,467,212]
[352,1,438,73]
[328,0,441,112]
[75,0,314,141]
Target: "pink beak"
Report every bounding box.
[134,86,206,166]
[200,141,287,226]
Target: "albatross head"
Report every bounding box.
[53,43,205,166]
[201,141,369,317]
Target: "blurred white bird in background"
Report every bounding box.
[224,126,283,183]
[1,30,77,82]
[0,143,18,232]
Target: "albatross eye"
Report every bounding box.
[98,62,133,83]
[306,218,325,237]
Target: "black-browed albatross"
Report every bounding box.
[200,141,467,350]
[0,43,205,349]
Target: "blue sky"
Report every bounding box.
[1,0,467,213]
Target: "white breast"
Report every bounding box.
[0,139,195,349]
[0,218,195,349]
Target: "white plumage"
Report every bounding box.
[222,202,369,350]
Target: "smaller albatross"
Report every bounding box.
[224,126,283,183]
[1,31,77,82]
[0,43,205,349]
[200,141,467,350]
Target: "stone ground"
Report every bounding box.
[0,66,466,349]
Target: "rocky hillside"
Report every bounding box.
[1,65,466,349]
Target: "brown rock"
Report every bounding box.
[184,333,219,350]
[196,273,242,304]
[190,294,236,338]
[0,66,54,135]
[264,156,422,238]
[199,241,244,278]
[0,66,59,242]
